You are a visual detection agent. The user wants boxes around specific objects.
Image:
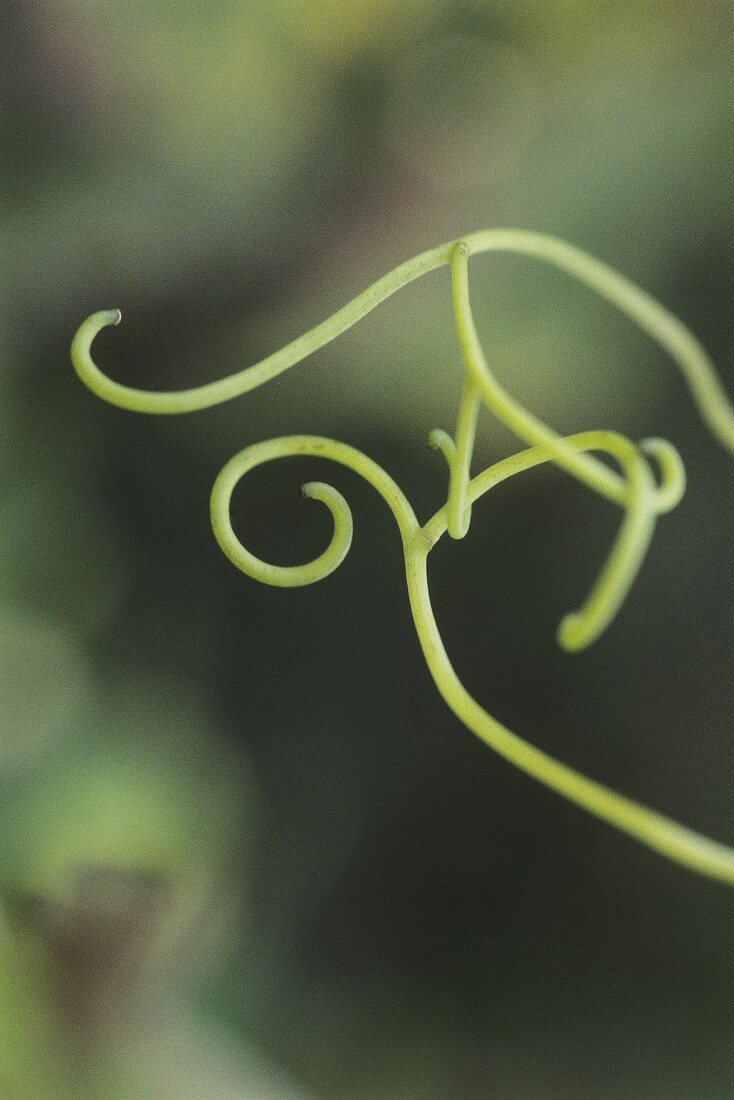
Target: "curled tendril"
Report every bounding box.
[210,439,357,588]
[71,230,734,885]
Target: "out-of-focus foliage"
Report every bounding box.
[1,0,732,1096]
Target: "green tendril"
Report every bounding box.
[210,439,358,588]
[71,229,734,885]
[427,428,457,466]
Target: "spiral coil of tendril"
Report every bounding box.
[71,230,734,884]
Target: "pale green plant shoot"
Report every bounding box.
[71,229,734,885]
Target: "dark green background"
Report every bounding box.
[1,2,732,1096]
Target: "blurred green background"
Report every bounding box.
[1,1,733,1096]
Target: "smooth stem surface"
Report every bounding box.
[446,378,481,539]
[71,229,734,883]
[208,430,734,886]
[71,229,734,442]
[406,542,734,886]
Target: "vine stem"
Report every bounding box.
[406,539,734,885]
[416,432,734,884]
[71,229,734,447]
[208,432,734,885]
[70,228,734,884]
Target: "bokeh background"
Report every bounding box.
[1,1,733,1096]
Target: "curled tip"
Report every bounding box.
[70,309,127,397]
[211,457,355,590]
[300,481,319,500]
[640,437,686,514]
[556,612,587,653]
[428,428,457,463]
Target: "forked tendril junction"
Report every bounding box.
[71,230,734,885]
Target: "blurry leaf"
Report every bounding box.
[271,0,444,60]
[0,920,72,1097]
[0,674,252,934]
[0,608,90,775]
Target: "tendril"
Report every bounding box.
[425,430,675,653]
[209,435,417,587]
[71,229,734,884]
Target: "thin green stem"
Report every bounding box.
[427,428,457,467]
[206,428,734,885]
[70,228,734,884]
[71,230,734,454]
[209,434,421,587]
[446,378,481,539]
[70,240,450,414]
[450,243,626,505]
[463,230,734,454]
[421,432,684,547]
[405,539,734,886]
[425,430,664,652]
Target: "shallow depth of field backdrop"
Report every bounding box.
[1,2,733,1097]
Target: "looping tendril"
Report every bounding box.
[640,437,687,514]
[210,434,419,587]
[71,229,734,885]
[211,462,353,590]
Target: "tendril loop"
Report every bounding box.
[210,439,355,588]
[71,229,734,885]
